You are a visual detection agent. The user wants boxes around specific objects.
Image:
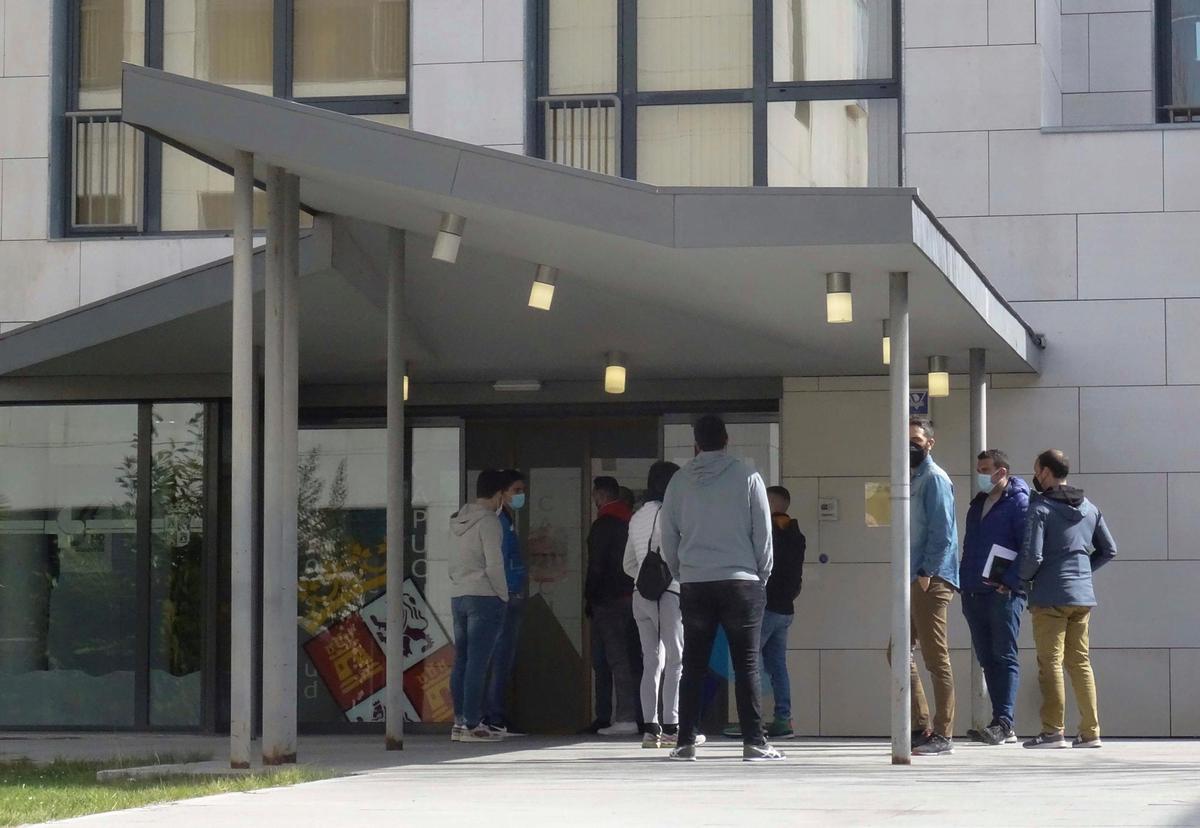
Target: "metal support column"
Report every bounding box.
[279,173,301,760]
[385,228,407,751]
[969,347,990,733]
[889,271,912,765]
[230,150,254,769]
[262,165,294,765]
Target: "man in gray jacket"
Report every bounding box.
[1017,449,1117,750]
[661,415,781,762]
[448,469,510,743]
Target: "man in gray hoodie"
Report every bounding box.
[1017,449,1117,750]
[448,469,510,743]
[660,415,781,762]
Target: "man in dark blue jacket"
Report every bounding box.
[959,449,1029,746]
[483,469,529,737]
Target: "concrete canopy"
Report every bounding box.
[0,67,1041,390]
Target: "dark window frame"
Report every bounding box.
[534,0,902,186]
[55,0,412,239]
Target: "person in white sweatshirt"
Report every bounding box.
[448,469,509,743]
[623,461,682,749]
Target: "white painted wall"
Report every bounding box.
[770,0,1200,737]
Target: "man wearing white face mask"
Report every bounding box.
[959,449,1030,746]
[483,469,529,737]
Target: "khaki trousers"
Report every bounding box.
[1032,605,1100,740]
[888,578,956,738]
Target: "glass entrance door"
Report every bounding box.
[465,416,660,733]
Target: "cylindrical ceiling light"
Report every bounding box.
[604,351,626,394]
[881,319,891,365]
[826,272,853,324]
[928,355,950,398]
[432,213,466,264]
[528,264,558,311]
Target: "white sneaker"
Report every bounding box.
[450,724,465,742]
[597,721,639,736]
[460,725,504,742]
[694,733,707,747]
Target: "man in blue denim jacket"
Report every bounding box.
[905,418,960,756]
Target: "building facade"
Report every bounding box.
[0,0,1198,737]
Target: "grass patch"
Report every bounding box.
[0,754,334,826]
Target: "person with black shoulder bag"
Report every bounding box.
[623,461,683,749]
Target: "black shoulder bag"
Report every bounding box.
[635,506,672,601]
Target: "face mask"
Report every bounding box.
[909,442,927,469]
[510,492,526,511]
[976,473,996,494]
[1032,475,1045,493]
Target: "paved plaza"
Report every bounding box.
[4,733,1199,827]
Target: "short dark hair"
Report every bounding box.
[645,461,680,502]
[499,468,525,489]
[977,449,1010,472]
[593,476,620,500]
[476,469,507,499]
[766,485,791,508]
[910,418,935,439]
[693,414,729,452]
[1036,449,1070,480]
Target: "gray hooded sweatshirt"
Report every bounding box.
[449,502,509,602]
[660,451,773,584]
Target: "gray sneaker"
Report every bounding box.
[668,743,697,762]
[1023,732,1071,749]
[1072,735,1103,749]
[912,734,954,755]
[743,742,786,762]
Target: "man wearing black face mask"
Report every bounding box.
[890,418,960,756]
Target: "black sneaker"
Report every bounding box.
[912,734,954,756]
[911,729,932,750]
[980,724,1008,745]
[966,728,983,742]
[1023,732,1071,749]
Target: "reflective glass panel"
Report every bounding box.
[773,0,893,82]
[548,0,618,94]
[638,0,752,91]
[637,103,753,186]
[0,405,139,726]
[767,98,898,187]
[78,0,146,109]
[163,0,273,95]
[293,0,409,98]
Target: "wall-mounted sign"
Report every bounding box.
[909,391,929,417]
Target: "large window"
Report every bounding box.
[61,0,410,236]
[296,425,462,727]
[1157,0,1200,121]
[0,402,214,729]
[537,0,899,186]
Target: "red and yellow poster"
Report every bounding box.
[303,614,386,711]
[403,645,455,723]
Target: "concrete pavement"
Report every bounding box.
[10,735,1200,827]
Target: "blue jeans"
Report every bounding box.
[450,595,506,728]
[760,610,793,721]
[961,590,1026,728]
[484,594,525,726]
